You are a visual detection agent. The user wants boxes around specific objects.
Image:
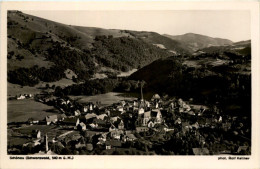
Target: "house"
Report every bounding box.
[77,122,87,131]
[17,94,26,100]
[118,120,124,130]
[74,110,81,116]
[109,110,122,117]
[187,110,196,116]
[237,146,248,154]
[138,108,145,114]
[222,122,232,131]
[151,109,163,123]
[125,130,133,135]
[154,124,168,133]
[83,106,88,113]
[45,115,58,125]
[109,124,117,132]
[174,118,181,125]
[86,143,93,151]
[145,101,150,108]
[32,130,41,139]
[75,137,86,149]
[151,94,161,101]
[124,133,137,142]
[110,116,120,123]
[85,113,97,120]
[105,140,122,149]
[93,118,107,128]
[98,133,107,142]
[117,106,124,112]
[136,126,149,133]
[75,142,86,149]
[143,111,151,125]
[192,148,210,155]
[58,114,67,121]
[147,120,155,128]
[138,109,163,127]
[191,122,199,129]
[182,121,191,133]
[63,117,80,127]
[164,128,174,132]
[89,123,98,129]
[28,118,39,125]
[96,114,107,120]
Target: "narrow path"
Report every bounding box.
[58,130,74,138]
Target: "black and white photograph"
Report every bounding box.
[1,1,260,169]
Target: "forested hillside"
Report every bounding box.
[129,41,251,116]
[7,11,175,86]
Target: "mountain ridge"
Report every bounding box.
[164,33,233,52]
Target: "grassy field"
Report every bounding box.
[8,125,78,146]
[117,69,138,77]
[8,82,41,97]
[8,77,75,97]
[8,99,60,123]
[183,58,229,68]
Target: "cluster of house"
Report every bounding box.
[16,93,33,100]
[20,92,250,155]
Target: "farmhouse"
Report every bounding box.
[45,115,58,125]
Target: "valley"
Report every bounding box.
[6,10,251,156]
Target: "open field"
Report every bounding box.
[8,125,80,146]
[8,82,42,97]
[8,78,75,97]
[183,58,229,68]
[69,92,137,106]
[117,69,138,77]
[8,99,60,123]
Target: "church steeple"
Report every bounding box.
[141,83,143,101]
[139,81,145,109]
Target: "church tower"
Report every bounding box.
[139,81,146,109]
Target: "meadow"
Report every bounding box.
[8,99,59,123]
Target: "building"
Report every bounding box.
[63,117,80,127]
[118,120,124,130]
[124,133,137,142]
[105,140,122,149]
[138,109,163,127]
[136,126,149,133]
[45,115,58,125]
[77,122,87,131]
[32,130,41,139]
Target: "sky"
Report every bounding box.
[23,10,251,42]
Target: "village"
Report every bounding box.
[7,87,251,155]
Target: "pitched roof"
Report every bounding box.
[96,114,107,120]
[152,94,161,100]
[151,109,161,117]
[85,113,97,120]
[237,146,248,153]
[63,117,78,124]
[105,140,122,147]
[144,111,151,118]
[46,115,58,122]
[110,110,122,117]
[126,134,137,140]
[93,118,107,125]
